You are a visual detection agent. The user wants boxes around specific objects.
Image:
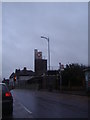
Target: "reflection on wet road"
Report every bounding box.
[2,89,88,119]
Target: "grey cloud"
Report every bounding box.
[2,2,88,78]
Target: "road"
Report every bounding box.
[2,89,88,119]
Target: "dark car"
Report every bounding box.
[0,83,13,115]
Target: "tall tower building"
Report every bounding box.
[34,49,47,75]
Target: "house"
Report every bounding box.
[2,78,9,88]
[9,67,35,88]
[9,72,16,88]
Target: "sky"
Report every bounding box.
[0,2,2,80]
[2,2,88,79]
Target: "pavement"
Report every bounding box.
[59,90,88,96]
[38,89,88,96]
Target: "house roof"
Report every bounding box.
[9,67,35,78]
[16,69,35,76]
[9,72,15,78]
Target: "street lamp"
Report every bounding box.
[41,36,50,70]
[59,62,62,91]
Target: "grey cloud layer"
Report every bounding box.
[2,2,88,78]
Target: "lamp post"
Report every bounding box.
[41,36,50,70]
[59,62,62,91]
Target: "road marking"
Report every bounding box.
[19,102,32,114]
[12,92,32,115]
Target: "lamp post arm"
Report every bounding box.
[41,36,50,70]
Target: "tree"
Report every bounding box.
[62,63,85,87]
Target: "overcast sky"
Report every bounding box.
[0,2,2,80]
[2,2,88,79]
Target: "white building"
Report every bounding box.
[9,67,35,88]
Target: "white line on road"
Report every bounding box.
[19,102,32,114]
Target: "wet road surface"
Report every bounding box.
[2,89,88,119]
